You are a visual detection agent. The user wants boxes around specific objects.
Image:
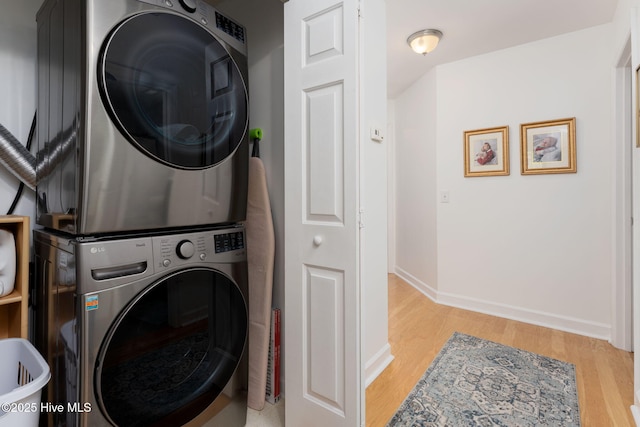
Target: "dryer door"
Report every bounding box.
[98,12,248,169]
[95,268,247,427]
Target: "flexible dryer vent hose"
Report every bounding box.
[0,123,36,190]
[0,121,77,191]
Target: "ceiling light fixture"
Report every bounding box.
[407,29,443,55]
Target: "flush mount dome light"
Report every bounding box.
[407,29,443,55]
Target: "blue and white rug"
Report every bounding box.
[387,332,580,426]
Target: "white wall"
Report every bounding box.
[360,0,391,386]
[394,69,438,295]
[393,24,615,339]
[387,100,396,273]
[0,1,40,219]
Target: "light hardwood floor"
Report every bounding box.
[366,274,635,427]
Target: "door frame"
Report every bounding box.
[612,35,633,352]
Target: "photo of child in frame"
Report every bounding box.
[474,140,498,166]
[532,132,561,162]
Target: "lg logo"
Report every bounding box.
[90,247,106,254]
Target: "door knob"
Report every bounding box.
[313,235,323,246]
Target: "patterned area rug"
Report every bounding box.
[387,332,580,426]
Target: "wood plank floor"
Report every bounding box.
[365,274,635,427]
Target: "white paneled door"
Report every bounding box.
[284,0,362,426]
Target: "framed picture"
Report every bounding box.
[463,126,509,177]
[520,117,576,175]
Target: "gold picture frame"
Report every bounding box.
[520,117,576,175]
[463,126,509,177]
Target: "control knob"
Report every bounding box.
[179,0,197,13]
[176,240,195,259]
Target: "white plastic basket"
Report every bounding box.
[0,338,51,427]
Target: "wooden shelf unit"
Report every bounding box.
[0,215,29,338]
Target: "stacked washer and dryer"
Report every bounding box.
[32,0,251,426]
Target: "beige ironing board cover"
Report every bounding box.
[245,156,275,410]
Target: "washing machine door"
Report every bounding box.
[98,12,248,169]
[95,268,247,427]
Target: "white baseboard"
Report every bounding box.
[394,269,611,341]
[394,267,437,302]
[364,343,394,387]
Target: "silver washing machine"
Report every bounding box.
[36,0,249,235]
[33,226,249,427]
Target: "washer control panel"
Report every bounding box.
[214,231,245,253]
[152,228,245,269]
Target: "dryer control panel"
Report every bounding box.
[135,0,247,54]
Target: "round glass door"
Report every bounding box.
[99,12,248,169]
[96,269,247,427]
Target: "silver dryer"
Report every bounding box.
[36,0,250,235]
